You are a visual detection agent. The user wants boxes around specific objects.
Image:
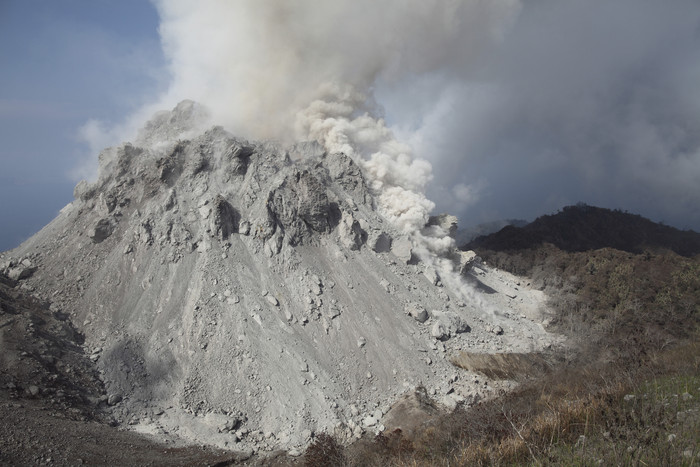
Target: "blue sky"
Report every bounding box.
[0,0,164,250]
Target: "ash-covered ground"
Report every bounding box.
[1,101,563,458]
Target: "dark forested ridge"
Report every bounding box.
[465,204,700,257]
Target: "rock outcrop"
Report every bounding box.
[2,102,560,453]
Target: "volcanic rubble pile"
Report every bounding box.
[1,101,562,454]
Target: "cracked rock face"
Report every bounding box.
[3,101,561,453]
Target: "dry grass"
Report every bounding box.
[450,352,550,381]
[299,341,699,466]
[402,341,699,467]
[302,433,347,467]
[299,245,699,466]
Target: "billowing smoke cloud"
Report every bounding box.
[148,0,520,234]
[76,0,700,302]
[79,0,700,234]
[95,0,698,309]
[397,0,700,229]
[152,0,519,139]
[137,0,526,308]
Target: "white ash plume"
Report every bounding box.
[295,83,434,234]
[294,83,490,311]
[144,1,520,308]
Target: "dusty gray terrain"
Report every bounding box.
[0,271,243,465]
[1,101,563,457]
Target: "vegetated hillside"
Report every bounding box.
[297,207,700,466]
[465,204,700,257]
[465,204,700,357]
[425,205,700,466]
[454,218,528,246]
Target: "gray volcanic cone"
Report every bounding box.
[2,101,558,452]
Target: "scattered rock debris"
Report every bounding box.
[2,101,562,457]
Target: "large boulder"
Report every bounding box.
[429,310,470,341]
[458,250,481,275]
[369,231,392,253]
[222,141,254,178]
[87,218,116,243]
[324,152,369,202]
[266,170,341,245]
[210,195,240,240]
[405,302,428,323]
[392,237,413,263]
[338,212,367,250]
[5,258,37,281]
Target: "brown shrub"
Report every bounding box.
[302,433,347,467]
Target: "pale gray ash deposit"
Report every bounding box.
[2,101,561,453]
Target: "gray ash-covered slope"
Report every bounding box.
[0,272,104,416]
[3,101,558,451]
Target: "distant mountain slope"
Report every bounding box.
[455,219,528,246]
[465,204,700,257]
[462,203,700,360]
